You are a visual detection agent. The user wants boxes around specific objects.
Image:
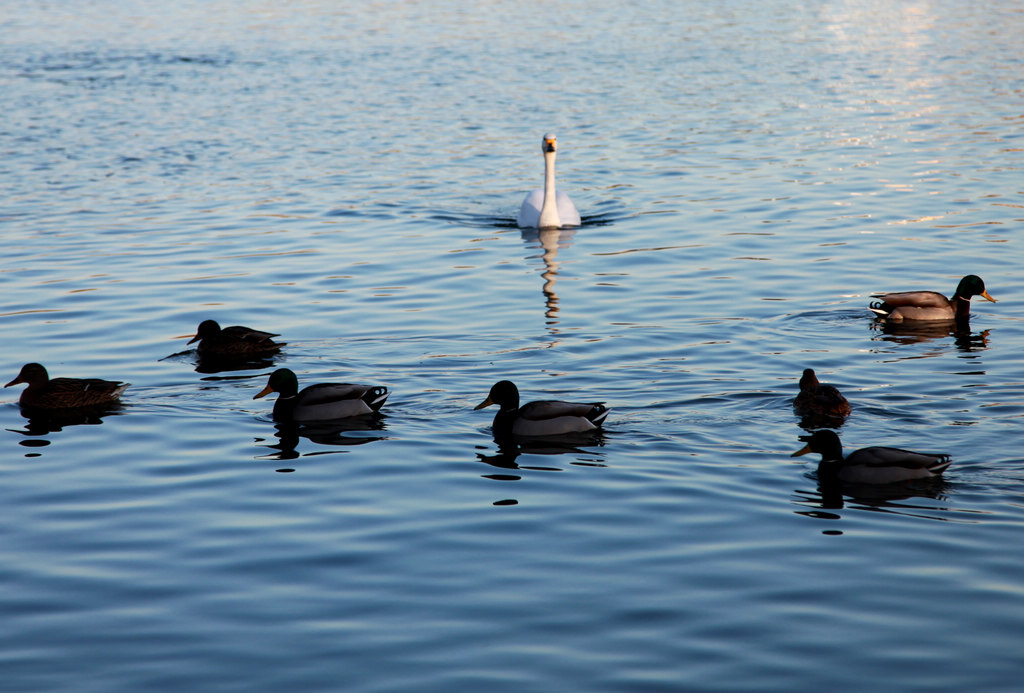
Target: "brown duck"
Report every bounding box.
[793,368,851,420]
[5,363,129,409]
[188,319,285,357]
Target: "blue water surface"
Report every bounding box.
[2,1,1023,691]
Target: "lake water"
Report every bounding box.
[2,1,1024,690]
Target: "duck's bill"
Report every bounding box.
[473,396,494,411]
[253,385,274,400]
[981,290,997,303]
[791,444,812,458]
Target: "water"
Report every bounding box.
[2,0,1024,690]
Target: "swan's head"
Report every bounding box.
[542,133,558,154]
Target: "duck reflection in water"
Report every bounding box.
[476,432,608,479]
[162,344,282,375]
[7,404,127,439]
[475,432,606,509]
[870,318,990,353]
[256,416,389,462]
[794,475,952,520]
[194,353,281,375]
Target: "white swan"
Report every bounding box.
[517,133,581,229]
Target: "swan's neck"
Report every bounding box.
[538,150,561,228]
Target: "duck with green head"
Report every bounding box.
[791,429,951,484]
[868,274,996,322]
[474,380,609,438]
[5,363,129,410]
[253,368,388,422]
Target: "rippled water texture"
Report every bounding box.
[2,1,1024,691]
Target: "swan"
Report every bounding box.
[517,133,581,229]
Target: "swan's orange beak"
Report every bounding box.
[543,138,556,152]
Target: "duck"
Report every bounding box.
[793,368,851,420]
[791,429,951,484]
[5,362,129,409]
[188,319,285,358]
[868,274,996,322]
[517,133,581,229]
[253,368,388,422]
[474,380,609,437]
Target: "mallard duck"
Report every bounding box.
[188,319,285,357]
[253,368,388,422]
[517,133,581,229]
[793,368,851,419]
[791,430,951,484]
[474,380,609,437]
[5,362,129,409]
[868,274,996,322]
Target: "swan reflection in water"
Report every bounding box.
[519,225,580,323]
[256,416,388,464]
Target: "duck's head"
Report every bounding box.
[542,133,558,154]
[5,363,49,388]
[955,275,996,303]
[474,380,521,412]
[791,429,843,461]
[799,368,820,390]
[189,319,223,344]
[254,368,299,400]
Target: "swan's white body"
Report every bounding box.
[517,133,581,229]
